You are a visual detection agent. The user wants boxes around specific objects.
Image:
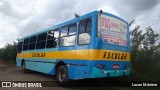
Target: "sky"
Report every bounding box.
[0,0,160,48]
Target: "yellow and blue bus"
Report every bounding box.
[16,10,130,86]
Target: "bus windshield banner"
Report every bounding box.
[98,14,128,46]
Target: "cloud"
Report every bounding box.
[109,0,160,22]
[115,0,159,12]
[0,0,160,48]
[131,2,160,34]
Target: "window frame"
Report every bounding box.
[46,28,59,48]
[36,32,47,49]
[78,18,92,45]
[23,38,29,51]
[17,41,23,52]
[68,23,77,35]
[59,23,77,47]
[60,26,68,37]
[28,35,37,50]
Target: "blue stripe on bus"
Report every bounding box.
[16,57,130,79]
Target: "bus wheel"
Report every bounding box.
[21,61,28,73]
[56,65,69,86]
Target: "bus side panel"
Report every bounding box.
[86,12,99,79]
[16,58,22,67]
[35,61,56,75]
[74,66,88,79]
[16,57,56,75]
[27,59,56,75]
[66,64,76,79]
[25,60,31,70]
[59,60,89,80]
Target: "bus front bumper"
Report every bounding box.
[91,67,130,78]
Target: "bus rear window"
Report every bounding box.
[98,14,128,46]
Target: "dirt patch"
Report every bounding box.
[0,60,15,68]
[0,63,10,69]
[0,60,15,72]
[0,61,134,90]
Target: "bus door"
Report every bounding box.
[74,18,92,79]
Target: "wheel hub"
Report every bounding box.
[59,70,66,82]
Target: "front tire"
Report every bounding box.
[56,65,69,86]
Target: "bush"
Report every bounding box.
[0,42,17,63]
[130,26,160,81]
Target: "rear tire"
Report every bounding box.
[21,61,28,73]
[56,65,69,87]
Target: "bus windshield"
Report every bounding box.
[98,14,128,46]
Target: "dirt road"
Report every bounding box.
[0,61,132,90]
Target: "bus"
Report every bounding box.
[16,10,130,86]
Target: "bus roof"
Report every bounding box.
[18,10,128,41]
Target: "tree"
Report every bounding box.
[0,42,17,62]
[130,25,160,81]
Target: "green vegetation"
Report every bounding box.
[130,25,160,81]
[0,42,17,63]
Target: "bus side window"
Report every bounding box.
[36,32,47,49]
[60,26,68,37]
[29,35,37,50]
[47,29,59,48]
[17,41,23,52]
[78,18,92,45]
[60,24,77,47]
[23,38,29,51]
[69,24,77,35]
[86,19,92,32]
